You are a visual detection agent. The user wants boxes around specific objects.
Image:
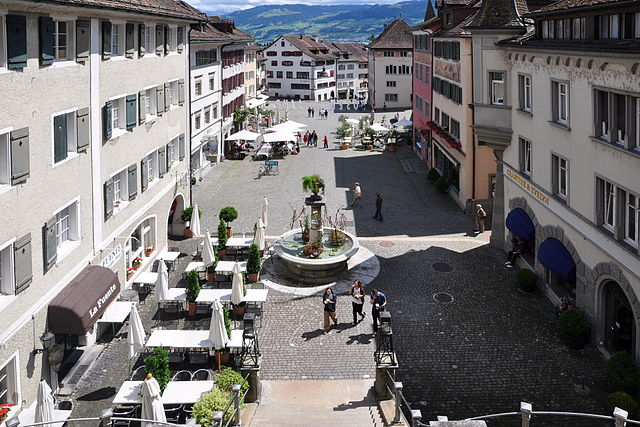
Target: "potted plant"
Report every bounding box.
[302,175,325,202]
[144,245,154,257]
[144,347,171,391]
[605,351,640,393]
[0,404,14,424]
[364,127,375,150]
[132,257,142,270]
[214,367,249,392]
[192,388,238,426]
[182,206,202,238]
[186,269,201,317]
[558,307,591,349]
[126,267,135,281]
[434,176,449,193]
[217,220,228,257]
[219,206,238,237]
[207,247,218,282]
[246,243,262,283]
[303,238,323,258]
[606,391,638,417]
[516,268,537,293]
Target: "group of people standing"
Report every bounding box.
[322,282,387,335]
[303,130,329,148]
[306,107,330,119]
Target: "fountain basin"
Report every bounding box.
[274,228,360,278]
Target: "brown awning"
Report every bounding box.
[48,266,121,335]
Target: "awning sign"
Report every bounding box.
[89,283,118,319]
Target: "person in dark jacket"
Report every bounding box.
[370,288,387,334]
[373,192,383,221]
[322,287,338,334]
[349,280,366,324]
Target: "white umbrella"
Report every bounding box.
[141,376,166,427]
[208,299,229,370]
[255,218,266,252]
[231,262,244,306]
[263,131,296,143]
[190,203,201,238]
[35,380,54,426]
[346,118,360,124]
[267,120,307,132]
[203,229,216,268]
[128,303,145,359]
[393,119,413,127]
[226,129,261,141]
[261,197,269,228]
[371,123,389,132]
[154,261,169,304]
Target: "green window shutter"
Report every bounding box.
[103,100,112,140]
[104,179,114,220]
[164,82,171,109]
[141,159,149,192]
[128,164,138,200]
[178,134,185,160]
[126,94,137,130]
[138,24,145,57]
[39,17,54,66]
[7,15,27,69]
[125,23,135,58]
[156,84,166,115]
[158,146,167,178]
[43,217,57,273]
[178,79,185,105]
[138,90,146,124]
[164,26,170,55]
[155,25,164,55]
[76,20,90,62]
[102,21,112,60]
[14,233,33,295]
[53,114,68,163]
[10,127,29,185]
[76,108,90,151]
[454,42,460,60]
[177,27,184,53]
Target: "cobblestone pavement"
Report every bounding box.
[70,100,610,426]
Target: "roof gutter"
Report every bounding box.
[525,0,638,18]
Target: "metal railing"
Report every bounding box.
[212,373,251,427]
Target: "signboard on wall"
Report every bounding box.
[434,59,460,83]
[101,244,122,269]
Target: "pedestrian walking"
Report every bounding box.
[307,107,311,118]
[350,182,362,207]
[311,108,315,118]
[313,131,318,147]
[322,287,338,334]
[370,288,387,335]
[323,135,328,148]
[373,192,383,221]
[303,132,309,146]
[349,280,366,324]
[475,203,487,233]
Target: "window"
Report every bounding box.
[166,27,174,51]
[636,12,640,38]
[271,60,277,66]
[209,73,215,91]
[399,51,408,57]
[145,25,153,54]
[434,107,440,124]
[296,72,309,79]
[450,119,460,140]
[0,354,19,405]
[441,113,450,131]
[111,24,121,56]
[286,71,293,78]
[595,179,640,247]
[625,192,640,247]
[552,81,569,125]
[53,21,72,60]
[386,81,396,87]
[599,14,620,39]
[195,79,202,97]
[385,93,398,102]
[111,97,126,133]
[338,64,345,70]
[280,41,285,47]
[416,95,424,114]
[204,106,211,124]
[144,88,157,117]
[594,89,639,148]
[337,74,345,80]
[490,72,504,105]
[167,138,177,166]
[194,112,201,131]
[572,17,585,39]
[519,137,532,177]
[518,75,532,112]
[598,178,617,231]
[266,51,276,56]
[384,51,394,57]
[347,64,354,69]
[54,201,79,254]
[195,49,217,66]
[552,154,568,200]
[276,71,283,78]
[53,111,77,164]
[212,103,218,120]
[168,81,178,106]
[433,41,460,60]
[56,207,70,247]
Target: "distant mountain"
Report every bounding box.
[220,1,427,44]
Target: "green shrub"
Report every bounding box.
[301,175,325,196]
[186,270,201,303]
[605,352,640,391]
[223,306,232,339]
[434,176,449,193]
[427,168,440,182]
[247,244,261,275]
[144,347,171,391]
[516,268,537,288]
[192,388,237,426]
[181,205,203,222]
[217,220,228,249]
[606,391,638,417]
[214,367,249,393]
[219,206,238,224]
[558,308,591,337]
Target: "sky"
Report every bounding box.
[190,0,414,15]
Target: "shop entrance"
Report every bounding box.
[604,280,635,355]
[168,194,185,238]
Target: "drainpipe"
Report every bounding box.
[188,26,194,206]
[470,40,476,200]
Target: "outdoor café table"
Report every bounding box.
[195,289,231,303]
[145,329,244,349]
[162,288,187,302]
[97,301,132,335]
[225,237,253,248]
[214,260,247,274]
[199,236,220,247]
[159,251,181,271]
[161,381,216,405]
[184,261,206,280]
[243,289,268,303]
[18,400,72,425]
[112,381,143,405]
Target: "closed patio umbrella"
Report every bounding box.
[203,229,216,268]
[231,262,244,306]
[208,299,229,370]
[370,123,389,132]
[190,203,201,238]
[128,303,145,359]
[255,218,266,252]
[154,260,169,304]
[141,376,166,427]
[392,118,413,127]
[35,380,55,426]
[261,197,268,228]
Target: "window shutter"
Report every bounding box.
[14,233,32,295]
[7,15,27,69]
[43,217,57,273]
[53,115,68,163]
[128,164,138,200]
[178,134,185,160]
[138,90,146,124]
[76,108,90,151]
[551,82,558,121]
[9,127,29,185]
[155,25,164,55]
[126,95,137,130]
[76,20,90,62]
[125,23,135,58]
[104,179,114,220]
[138,24,145,56]
[164,82,171,108]
[39,17,55,66]
[103,100,112,140]
[454,42,460,60]
[178,79,185,105]
[156,84,166,115]
[177,27,184,53]
[551,156,559,194]
[164,26,170,55]
[158,146,167,178]
[518,76,524,109]
[141,159,149,192]
[102,21,112,60]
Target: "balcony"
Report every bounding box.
[471,103,513,150]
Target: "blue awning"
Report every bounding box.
[505,208,535,241]
[538,238,576,280]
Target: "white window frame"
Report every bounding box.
[204,106,211,125]
[166,27,174,52]
[194,112,201,131]
[553,81,569,125]
[209,73,215,91]
[212,103,218,120]
[52,198,80,260]
[519,74,532,112]
[195,78,202,97]
[144,24,154,55]
[144,87,157,119]
[490,72,505,105]
[110,167,128,214]
[0,352,20,406]
[53,20,74,61]
[0,14,7,69]
[0,238,15,296]
[167,136,178,168]
[0,130,10,187]
[52,108,79,167]
[111,23,122,57]
[624,192,639,248]
[552,154,568,200]
[603,180,616,231]
[519,137,532,177]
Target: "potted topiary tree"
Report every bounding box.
[364,127,375,150]
[434,176,449,193]
[207,246,219,282]
[181,206,202,238]
[246,243,262,283]
[186,270,201,317]
[606,391,638,417]
[217,220,228,257]
[516,268,537,292]
[605,351,640,393]
[302,175,325,202]
[558,307,591,349]
[144,347,171,391]
[219,206,238,237]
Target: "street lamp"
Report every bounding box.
[374,311,396,367]
[239,313,260,368]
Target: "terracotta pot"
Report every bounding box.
[207,271,216,282]
[188,302,197,317]
[366,145,373,150]
[226,227,233,238]
[233,304,246,318]
[560,332,590,349]
[248,273,260,283]
[184,227,194,238]
[215,351,231,366]
[341,144,349,150]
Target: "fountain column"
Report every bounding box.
[306,200,324,243]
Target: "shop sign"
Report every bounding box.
[101,244,122,269]
[89,283,118,318]
[506,168,550,205]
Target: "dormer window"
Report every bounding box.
[572,17,585,39]
[599,14,620,39]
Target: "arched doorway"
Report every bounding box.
[603,280,635,355]
[168,194,186,238]
[505,207,536,261]
[538,237,576,298]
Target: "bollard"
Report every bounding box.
[393,381,403,424]
[233,384,242,426]
[410,409,422,427]
[614,407,629,427]
[213,411,223,427]
[520,402,532,427]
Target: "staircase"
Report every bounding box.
[248,379,384,426]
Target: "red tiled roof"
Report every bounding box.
[333,42,368,62]
[529,0,632,14]
[368,19,413,49]
[465,0,528,29]
[281,35,337,60]
[434,10,479,36]
[190,16,253,42]
[45,0,204,20]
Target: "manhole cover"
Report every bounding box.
[432,262,453,272]
[379,241,395,247]
[433,293,454,304]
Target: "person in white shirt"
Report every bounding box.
[350,182,362,207]
[349,280,366,324]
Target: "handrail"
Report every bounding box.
[219,373,252,427]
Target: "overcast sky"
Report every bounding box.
[191,0,411,14]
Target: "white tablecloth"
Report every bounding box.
[226,237,253,248]
[135,272,158,284]
[18,400,72,425]
[185,261,205,273]
[159,251,180,262]
[161,381,215,404]
[112,381,143,404]
[161,288,187,302]
[97,301,133,323]
[244,289,268,303]
[196,289,231,303]
[215,261,247,274]
[145,329,243,349]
